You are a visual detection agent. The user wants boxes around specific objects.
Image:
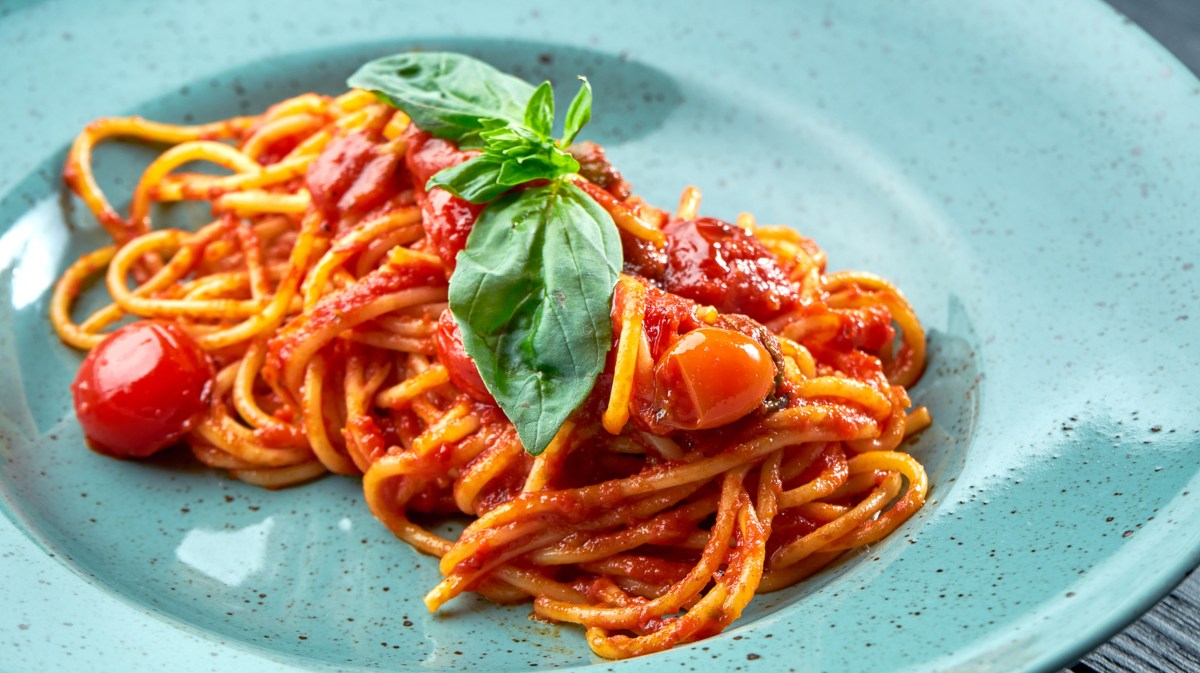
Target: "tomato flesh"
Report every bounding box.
[71,321,214,458]
[653,327,776,430]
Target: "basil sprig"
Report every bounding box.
[428,78,592,204]
[349,52,622,455]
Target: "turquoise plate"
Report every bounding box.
[2,0,1198,671]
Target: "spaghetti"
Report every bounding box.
[52,73,930,658]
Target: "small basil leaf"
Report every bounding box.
[426,155,510,204]
[547,146,581,171]
[449,182,622,455]
[347,52,535,146]
[481,122,543,149]
[561,77,593,146]
[495,152,578,186]
[524,81,554,139]
[496,157,555,186]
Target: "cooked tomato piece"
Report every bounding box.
[435,309,495,404]
[651,327,776,430]
[336,151,401,216]
[662,217,797,321]
[306,132,402,225]
[421,188,483,269]
[404,129,483,268]
[306,133,375,218]
[405,128,478,188]
[621,231,668,281]
[636,282,705,362]
[71,321,214,458]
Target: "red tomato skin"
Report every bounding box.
[434,309,496,405]
[305,133,376,220]
[71,321,214,459]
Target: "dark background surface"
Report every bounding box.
[1068,2,1199,672]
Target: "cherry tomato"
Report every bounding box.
[71,321,214,459]
[653,327,776,430]
[434,309,496,404]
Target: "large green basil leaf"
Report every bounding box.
[448,182,622,455]
[347,52,535,148]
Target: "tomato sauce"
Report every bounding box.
[790,302,896,355]
[598,554,692,585]
[347,415,388,464]
[252,421,307,449]
[266,259,443,381]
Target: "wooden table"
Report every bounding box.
[1069,569,1200,672]
[1068,3,1200,671]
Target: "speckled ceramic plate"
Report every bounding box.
[2,1,1198,671]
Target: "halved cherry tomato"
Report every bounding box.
[653,327,776,430]
[71,321,214,459]
[434,309,495,404]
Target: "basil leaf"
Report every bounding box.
[425,154,509,203]
[347,52,535,147]
[449,182,622,455]
[524,81,554,139]
[562,77,593,146]
[496,156,558,186]
[428,142,580,203]
[430,122,580,202]
[480,121,543,149]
